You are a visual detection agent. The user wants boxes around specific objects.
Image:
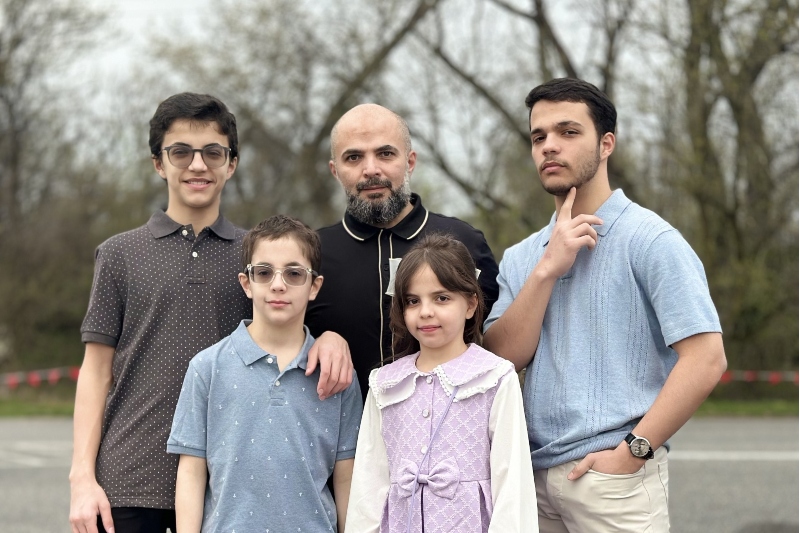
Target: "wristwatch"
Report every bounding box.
[624,433,654,459]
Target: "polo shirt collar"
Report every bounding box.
[208,215,238,240]
[147,210,237,240]
[541,189,631,246]
[341,193,429,241]
[229,320,315,369]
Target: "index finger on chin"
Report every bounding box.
[558,187,577,220]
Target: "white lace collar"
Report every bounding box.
[368,344,514,409]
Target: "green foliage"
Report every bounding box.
[695,397,799,417]
[0,195,101,370]
[0,381,76,417]
[709,380,799,402]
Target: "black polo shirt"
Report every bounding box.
[81,210,251,509]
[306,194,499,399]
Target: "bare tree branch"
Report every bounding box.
[414,31,529,145]
[488,0,579,78]
[413,131,501,208]
[597,0,634,97]
[305,0,443,154]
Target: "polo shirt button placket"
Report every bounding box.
[187,243,205,284]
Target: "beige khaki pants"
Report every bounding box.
[534,446,670,533]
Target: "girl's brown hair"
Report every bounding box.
[390,233,486,359]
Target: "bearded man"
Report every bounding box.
[306,103,499,400]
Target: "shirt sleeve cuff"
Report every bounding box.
[335,448,356,462]
[81,331,118,347]
[166,443,206,458]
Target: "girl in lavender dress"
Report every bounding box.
[346,234,538,533]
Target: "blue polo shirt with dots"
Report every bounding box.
[168,320,362,533]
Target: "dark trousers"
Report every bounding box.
[97,507,177,533]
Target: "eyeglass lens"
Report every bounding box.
[165,145,229,169]
[248,265,309,286]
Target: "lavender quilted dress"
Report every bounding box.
[370,344,515,532]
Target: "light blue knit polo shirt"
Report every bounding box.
[485,190,721,470]
[168,320,362,532]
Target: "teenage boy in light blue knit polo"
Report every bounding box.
[168,215,362,533]
[484,77,727,532]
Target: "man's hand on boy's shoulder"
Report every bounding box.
[307,331,354,400]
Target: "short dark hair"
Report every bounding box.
[241,215,321,274]
[149,93,239,160]
[390,233,485,359]
[525,78,616,138]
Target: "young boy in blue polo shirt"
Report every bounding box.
[168,214,362,533]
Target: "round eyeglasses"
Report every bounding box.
[246,264,317,286]
[161,144,232,169]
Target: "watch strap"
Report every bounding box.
[624,432,655,460]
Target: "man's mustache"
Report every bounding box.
[356,177,393,191]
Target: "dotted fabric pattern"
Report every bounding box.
[81,211,251,509]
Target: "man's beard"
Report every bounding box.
[541,144,601,196]
[346,172,411,225]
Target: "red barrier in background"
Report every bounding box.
[718,370,798,385]
[0,367,798,390]
[1,367,80,390]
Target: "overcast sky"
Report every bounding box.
[82,0,205,75]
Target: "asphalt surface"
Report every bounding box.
[0,416,796,532]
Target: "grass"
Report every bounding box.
[0,381,796,417]
[0,381,76,416]
[694,398,798,417]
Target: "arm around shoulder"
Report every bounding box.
[307,331,354,400]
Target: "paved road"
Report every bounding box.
[669,417,798,533]
[0,416,797,532]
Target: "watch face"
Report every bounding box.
[630,437,651,457]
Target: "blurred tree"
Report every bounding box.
[649,0,799,374]
[0,0,111,370]
[0,0,105,232]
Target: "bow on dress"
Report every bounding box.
[397,457,461,500]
